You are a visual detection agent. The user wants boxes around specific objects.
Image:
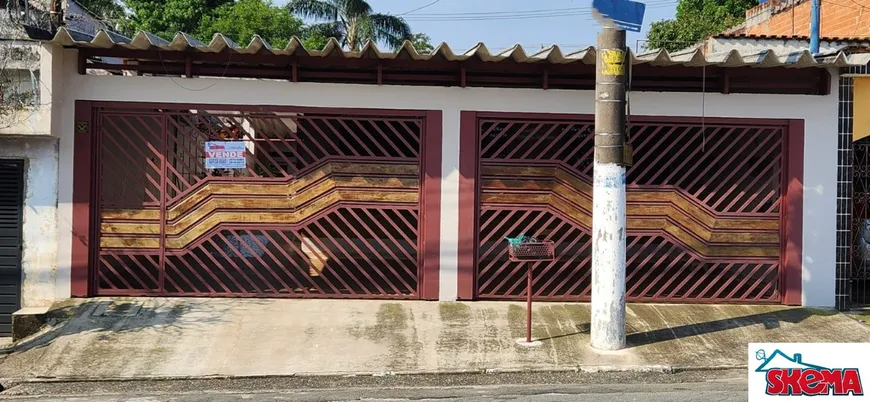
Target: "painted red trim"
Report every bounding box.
[90,101,428,117]
[77,49,831,96]
[93,289,422,299]
[457,111,478,300]
[473,111,792,127]
[782,119,804,306]
[420,110,442,300]
[71,101,93,297]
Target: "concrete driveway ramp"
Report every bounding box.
[0,299,867,380]
[91,301,143,317]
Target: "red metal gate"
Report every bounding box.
[93,106,427,298]
[471,115,787,302]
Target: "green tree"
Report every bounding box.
[645,0,756,52]
[75,0,128,30]
[122,0,233,40]
[287,0,412,51]
[409,33,433,54]
[197,0,303,48]
[301,33,329,50]
[299,22,340,50]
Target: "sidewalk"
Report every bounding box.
[0,298,867,380]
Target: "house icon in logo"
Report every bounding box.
[755,349,831,373]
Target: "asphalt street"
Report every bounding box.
[0,384,747,402]
[0,376,748,402]
[0,370,746,402]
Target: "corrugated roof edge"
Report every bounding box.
[49,27,868,69]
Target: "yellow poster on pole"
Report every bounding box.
[601,49,625,76]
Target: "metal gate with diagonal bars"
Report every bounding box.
[473,115,787,302]
[93,106,426,298]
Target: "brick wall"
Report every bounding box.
[744,0,870,38]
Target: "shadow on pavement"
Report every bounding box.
[2,298,263,355]
[626,307,834,347]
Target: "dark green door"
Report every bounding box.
[0,160,23,336]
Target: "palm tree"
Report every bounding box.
[288,0,412,51]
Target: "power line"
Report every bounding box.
[397,0,443,16]
[405,2,676,17]
[404,3,677,22]
[830,0,869,10]
[408,7,588,17]
[406,12,595,20]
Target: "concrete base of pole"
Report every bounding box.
[590,162,627,351]
[514,338,543,347]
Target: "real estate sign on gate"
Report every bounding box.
[205,141,246,169]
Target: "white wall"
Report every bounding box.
[0,136,58,307]
[0,107,51,137]
[52,47,839,306]
[708,37,870,55]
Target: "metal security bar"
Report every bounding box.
[851,139,870,307]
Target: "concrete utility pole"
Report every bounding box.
[591,26,627,351]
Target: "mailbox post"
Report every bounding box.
[506,235,555,346]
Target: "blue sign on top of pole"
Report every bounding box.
[592,0,646,32]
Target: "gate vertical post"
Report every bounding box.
[782,120,804,306]
[71,101,94,297]
[457,111,478,300]
[591,27,628,351]
[421,110,443,300]
[158,115,168,292]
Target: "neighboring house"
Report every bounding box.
[0,0,111,337]
[704,34,870,55]
[0,0,50,135]
[0,0,57,339]
[15,26,864,318]
[734,0,870,38]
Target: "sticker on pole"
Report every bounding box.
[748,343,868,400]
[205,141,247,169]
[592,0,646,32]
[601,49,626,76]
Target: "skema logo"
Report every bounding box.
[756,349,864,397]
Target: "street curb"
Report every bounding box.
[0,364,746,388]
[671,364,747,373]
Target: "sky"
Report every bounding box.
[279,0,679,53]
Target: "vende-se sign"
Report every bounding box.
[205,141,246,169]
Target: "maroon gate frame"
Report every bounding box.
[457,111,803,305]
[71,101,441,300]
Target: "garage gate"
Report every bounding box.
[469,114,793,303]
[90,105,434,299]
